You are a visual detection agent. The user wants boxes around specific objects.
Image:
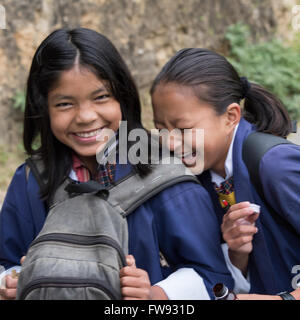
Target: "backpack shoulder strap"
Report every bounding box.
[107,159,201,217]
[242,132,293,198]
[26,155,201,217]
[25,156,47,190]
[242,132,299,235]
[25,156,68,209]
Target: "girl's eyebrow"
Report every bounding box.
[50,86,108,101]
[50,94,74,101]
[91,86,108,95]
[154,118,191,127]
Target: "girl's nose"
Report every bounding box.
[165,130,183,153]
[75,103,98,124]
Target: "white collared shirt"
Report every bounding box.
[210,123,239,186]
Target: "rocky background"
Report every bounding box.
[0,0,299,204]
[0,0,298,146]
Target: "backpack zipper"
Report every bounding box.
[29,233,127,267]
[19,277,119,300]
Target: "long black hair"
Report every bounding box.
[151,48,292,137]
[24,28,150,202]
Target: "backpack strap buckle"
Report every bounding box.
[64,180,109,199]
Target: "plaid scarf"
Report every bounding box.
[72,154,116,187]
[213,176,234,195]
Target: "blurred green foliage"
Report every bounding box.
[12,90,41,151]
[225,22,300,120]
[13,91,26,113]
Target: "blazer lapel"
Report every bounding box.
[114,162,133,182]
[233,119,278,293]
[199,171,225,229]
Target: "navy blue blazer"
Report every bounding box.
[0,161,234,299]
[199,118,300,294]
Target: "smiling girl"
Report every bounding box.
[151,48,300,300]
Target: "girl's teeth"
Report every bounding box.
[75,129,101,138]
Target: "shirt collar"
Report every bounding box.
[210,123,239,186]
[72,153,85,170]
[70,136,119,182]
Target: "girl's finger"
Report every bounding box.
[224,224,258,240]
[222,209,253,232]
[120,266,146,278]
[121,286,150,299]
[0,288,17,300]
[225,207,256,223]
[227,235,254,249]
[227,202,250,212]
[246,212,260,224]
[5,275,18,289]
[126,255,136,268]
[120,276,150,289]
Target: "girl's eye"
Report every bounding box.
[95,94,110,101]
[179,128,193,132]
[55,102,72,108]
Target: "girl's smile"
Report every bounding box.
[72,127,106,143]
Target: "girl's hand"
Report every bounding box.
[221,202,259,254]
[0,274,18,300]
[0,256,26,300]
[221,202,259,275]
[120,255,152,300]
[120,255,168,300]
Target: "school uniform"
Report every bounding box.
[199,117,300,294]
[0,160,234,299]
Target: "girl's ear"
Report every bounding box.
[225,103,241,130]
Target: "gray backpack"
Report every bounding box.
[16,157,199,300]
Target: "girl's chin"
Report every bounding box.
[181,152,197,167]
[71,146,100,158]
[181,154,204,174]
[186,164,204,175]
[182,157,197,167]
